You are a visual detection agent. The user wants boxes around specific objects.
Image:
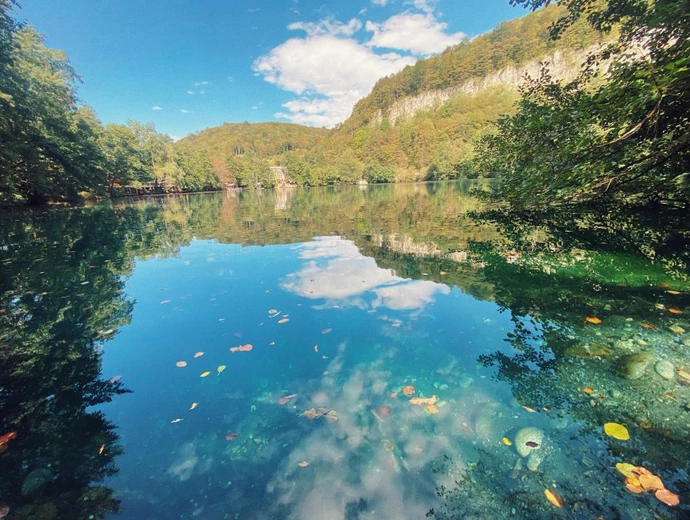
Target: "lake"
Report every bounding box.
[0,181,689,519]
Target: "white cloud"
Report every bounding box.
[180,109,192,114]
[194,81,210,86]
[151,105,163,111]
[366,13,465,55]
[187,90,195,95]
[372,0,390,5]
[199,89,206,95]
[410,0,436,13]
[288,17,363,37]
[253,35,414,126]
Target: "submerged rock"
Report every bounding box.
[669,325,686,335]
[514,427,544,458]
[617,353,652,380]
[437,355,459,376]
[655,360,675,380]
[21,468,53,496]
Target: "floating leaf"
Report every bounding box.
[544,489,564,508]
[604,422,630,440]
[314,345,319,353]
[160,300,171,305]
[654,488,680,506]
[522,406,537,413]
[639,474,664,492]
[585,316,602,324]
[194,352,204,358]
[321,328,332,335]
[425,404,439,414]
[626,481,645,494]
[176,361,187,368]
[171,419,183,424]
[278,318,289,324]
[615,462,637,478]
[297,461,309,467]
[98,444,105,455]
[409,395,438,406]
[268,309,278,315]
[190,403,198,410]
[502,437,512,446]
[225,433,239,441]
[390,391,398,398]
[230,344,253,353]
[200,371,211,378]
[639,322,656,330]
[402,385,415,396]
[0,432,17,447]
[217,365,227,374]
[279,394,296,405]
[666,290,681,295]
[668,308,684,315]
[583,387,594,394]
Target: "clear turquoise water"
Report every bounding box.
[1,182,689,519]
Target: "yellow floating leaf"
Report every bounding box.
[502,437,512,446]
[217,365,226,374]
[426,404,439,414]
[615,463,637,479]
[585,316,602,324]
[190,402,198,410]
[544,489,564,508]
[604,422,630,441]
[522,406,537,413]
[200,371,211,378]
[98,444,105,455]
[666,290,681,295]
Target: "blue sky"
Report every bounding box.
[17,0,524,139]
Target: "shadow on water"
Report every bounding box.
[0,185,688,519]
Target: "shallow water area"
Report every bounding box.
[0,182,689,520]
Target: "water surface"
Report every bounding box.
[1,182,689,519]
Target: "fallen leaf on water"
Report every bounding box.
[269,342,275,346]
[217,365,227,374]
[268,309,278,315]
[402,385,415,396]
[190,403,198,410]
[677,368,690,381]
[226,433,239,441]
[301,407,329,420]
[0,432,17,447]
[666,290,681,295]
[522,406,537,413]
[314,345,319,353]
[278,318,289,324]
[583,387,594,394]
[322,355,329,359]
[585,316,602,324]
[655,488,680,507]
[544,489,564,508]
[639,474,664,491]
[377,406,391,416]
[171,419,183,424]
[200,371,211,378]
[640,322,656,330]
[176,361,187,368]
[502,437,512,446]
[425,404,439,414]
[230,344,253,353]
[321,328,332,335]
[604,422,630,440]
[98,444,105,455]
[626,482,645,494]
[409,395,437,406]
[390,391,398,398]
[279,394,297,405]
[298,461,309,467]
[194,352,204,358]
[615,463,637,478]
[668,308,684,315]
[371,409,386,423]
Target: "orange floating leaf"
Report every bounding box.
[544,489,564,508]
[230,344,254,353]
[583,387,594,394]
[639,322,656,330]
[409,395,437,406]
[655,488,680,507]
[225,433,239,441]
[426,404,439,414]
[585,316,602,324]
[176,361,187,368]
[194,352,204,358]
[668,308,684,315]
[278,318,289,324]
[279,394,297,405]
[402,385,415,396]
[626,481,645,494]
[639,473,664,492]
[0,432,18,447]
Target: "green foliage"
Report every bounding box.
[482,0,690,207]
[363,162,395,183]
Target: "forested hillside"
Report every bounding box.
[179,4,605,186]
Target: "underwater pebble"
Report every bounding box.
[655,360,675,380]
[617,352,652,380]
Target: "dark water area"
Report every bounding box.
[0,181,689,520]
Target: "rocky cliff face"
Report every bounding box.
[375,46,599,126]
